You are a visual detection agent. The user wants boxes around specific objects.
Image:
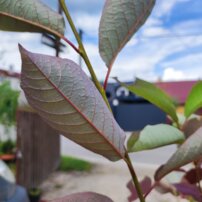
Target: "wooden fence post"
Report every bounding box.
[16,110,60,189]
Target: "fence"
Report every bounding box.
[16,111,60,189]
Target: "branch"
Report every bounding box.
[61,35,80,54]
[59,0,111,110]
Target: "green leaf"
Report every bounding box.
[0,81,19,126]
[185,81,202,118]
[127,124,185,152]
[47,192,113,202]
[99,0,156,68]
[0,0,65,36]
[155,127,202,181]
[19,45,126,162]
[116,78,178,123]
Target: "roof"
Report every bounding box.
[156,80,197,104]
[0,69,199,105]
[0,69,20,79]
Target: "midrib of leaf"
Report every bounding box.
[0,12,63,38]
[107,0,155,68]
[25,53,125,160]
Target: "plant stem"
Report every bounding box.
[104,65,112,90]
[61,35,80,54]
[125,152,146,202]
[195,162,202,193]
[59,0,111,110]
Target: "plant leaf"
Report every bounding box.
[182,117,202,138]
[115,78,178,123]
[127,177,152,202]
[0,0,65,36]
[155,182,202,201]
[99,0,156,68]
[155,127,202,180]
[173,183,202,202]
[185,81,202,118]
[46,192,114,202]
[127,124,185,152]
[19,45,126,162]
[183,168,202,184]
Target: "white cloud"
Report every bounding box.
[154,0,191,18]
[153,0,178,18]
[0,0,201,85]
[74,13,101,37]
[162,53,202,81]
[142,26,169,37]
[162,67,187,81]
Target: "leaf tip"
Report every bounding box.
[18,44,27,55]
[154,165,165,181]
[112,76,118,81]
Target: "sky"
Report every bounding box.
[0,0,202,82]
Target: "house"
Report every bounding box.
[156,80,201,115]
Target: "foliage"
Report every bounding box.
[155,126,202,180]
[0,81,19,128]
[0,0,64,37]
[0,0,202,201]
[59,156,92,172]
[185,81,202,118]
[19,45,125,162]
[0,139,16,154]
[127,124,184,152]
[28,188,41,196]
[115,78,178,124]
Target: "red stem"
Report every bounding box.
[61,35,81,54]
[144,181,158,198]
[103,65,112,90]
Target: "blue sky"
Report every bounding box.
[0,0,202,82]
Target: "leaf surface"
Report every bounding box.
[116,78,178,123]
[183,168,202,184]
[127,124,185,152]
[99,0,156,68]
[182,117,202,138]
[47,192,114,202]
[0,0,65,36]
[155,127,202,180]
[155,182,202,202]
[127,177,152,202]
[185,81,202,118]
[19,45,126,161]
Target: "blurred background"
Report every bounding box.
[0,1,202,201]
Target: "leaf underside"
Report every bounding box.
[116,78,178,123]
[0,0,65,36]
[127,124,185,152]
[19,45,126,161]
[99,0,156,68]
[182,117,202,138]
[47,192,114,202]
[155,127,202,180]
[127,177,152,202]
[185,81,202,118]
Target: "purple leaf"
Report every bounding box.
[173,183,202,201]
[19,45,126,161]
[127,177,152,202]
[0,0,65,36]
[182,117,202,138]
[183,168,202,184]
[155,127,202,180]
[99,0,156,69]
[155,182,202,201]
